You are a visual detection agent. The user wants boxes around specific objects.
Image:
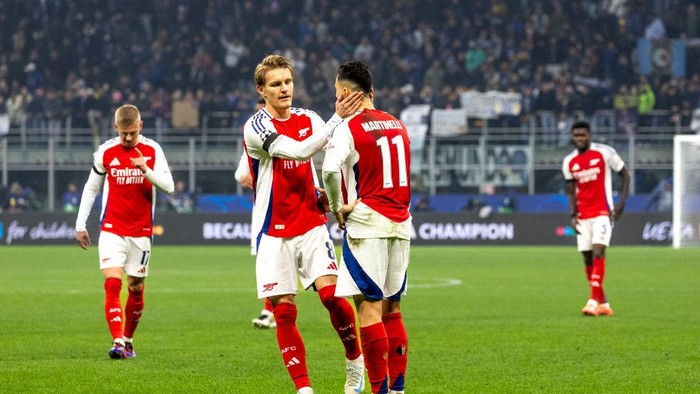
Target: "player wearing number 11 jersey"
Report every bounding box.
[323,61,411,394]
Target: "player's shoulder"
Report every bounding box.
[562,148,579,163]
[590,141,618,155]
[139,135,163,148]
[100,136,121,148]
[291,107,322,120]
[374,108,401,120]
[245,109,273,134]
[97,137,122,153]
[362,109,406,129]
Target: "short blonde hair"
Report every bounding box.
[254,54,294,87]
[114,104,141,128]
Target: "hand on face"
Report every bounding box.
[335,91,363,118]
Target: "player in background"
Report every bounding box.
[322,60,411,394]
[243,54,365,394]
[562,120,630,316]
[75,104,174,358]
[235,97,276,329]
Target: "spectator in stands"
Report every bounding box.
[45,88,64,141]
[498,195,517,214]
[413,196,431,212]
[61,182,81,213]
[423,60,445,93]
[24,62,45,93]
[26,86,47,141]
[165,180,196,213]
[6,87,31,127]
[463,197,484,212]
[2,181,37,213]
[613,84,638,134]
[0,95,8,138]
[219,33,248,82]
[685,3,699,38]
[637,76,656,127]
[644,176,673,212]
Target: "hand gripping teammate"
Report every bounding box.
[322,61,411,394]
[243,54,365,394]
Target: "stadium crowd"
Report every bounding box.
[0,0,699,135]
[1,0,699,210]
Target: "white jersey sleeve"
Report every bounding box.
[322,120,355,212]
[75,142,111,232]
[562,149,576,180]
[75,168,105,232]
[604,144,625,172]
[322,121,354,173]
[244,109,343,161]
[141,140,174,194]
[234,148,250,182]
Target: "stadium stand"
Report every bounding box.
[0,0,698,211]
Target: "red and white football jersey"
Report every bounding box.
[243,107,330,240]
[562,142,625,219]
[94,136,169,237]
[323,108,411,222]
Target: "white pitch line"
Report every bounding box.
[410,277,462,289]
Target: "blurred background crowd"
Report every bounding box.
[0,0,698,213]
[0,0,698,130]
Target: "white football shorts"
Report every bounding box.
[98,231,152,277]
[576,215,613,251]
[335,235,410,301]
[255,224,338,299]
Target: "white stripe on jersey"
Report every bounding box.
[250,109,272,135]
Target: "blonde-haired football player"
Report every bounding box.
[76,104,174,358]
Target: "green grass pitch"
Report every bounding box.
[0,245,698,393]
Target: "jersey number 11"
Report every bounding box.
[376,135,408,189]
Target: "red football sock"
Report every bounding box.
[104,278,124,341]
[123,286,144,339]
[360,322,389,394]
[383,312,408,392]
[590,257,606,303]
[318,285,362,360]
[273,303,310,390]
[584,264,593,282]
[263,298,273,313]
